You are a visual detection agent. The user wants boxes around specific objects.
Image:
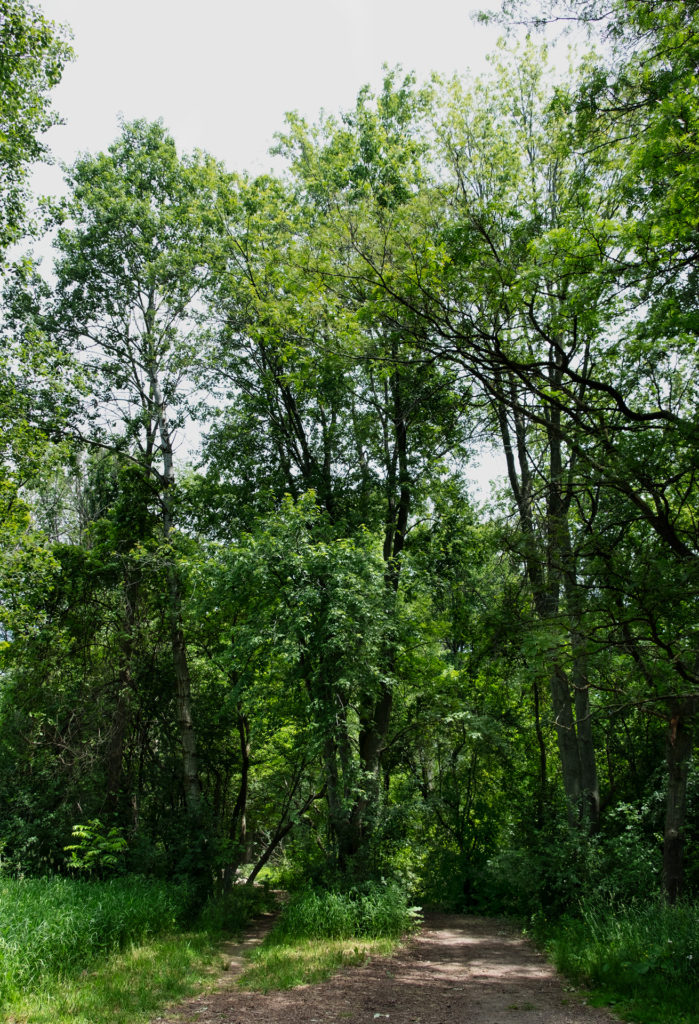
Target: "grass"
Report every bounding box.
[237,880,421,991]
[0,876,419,1017]
[538,898,699,1024]
[271,880,422,940]
[0,875,272,1023]
[0,875,194,1004]
[2,929,225,1024]
[238,935,398,992]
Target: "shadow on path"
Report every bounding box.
[154,912,622,1024]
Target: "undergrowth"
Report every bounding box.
[0,875,271,1020]
[0,875,193,1005]
[3,930,223,1024]
[537,898,699,1024]
[271,880,421,941]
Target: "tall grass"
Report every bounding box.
[271,880,421,942]
[5,931,224,1024]
[542,898,699,1024]
[0,875,193,1005]
[238,881,421,991]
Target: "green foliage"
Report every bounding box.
[472,804,663,919]
[2,0,699,936]
[64,819,128,876]
[0,880,269,1022]
[6,930,224,1024]
[542,899,699,1024]
[0,0,72,255]
[0,876,194,1006]
[237,881,419,992]
[196,883,276,935]
[271,881,421,942]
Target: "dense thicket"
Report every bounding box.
[0,0,696,913]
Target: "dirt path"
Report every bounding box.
[155,913,622,1024]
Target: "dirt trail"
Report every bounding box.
[155,913,622,1024]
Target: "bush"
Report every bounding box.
[197,883,276,935]
[472,805,662,919]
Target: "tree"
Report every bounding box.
[0,0,72,259]
[47,119,228,823]
[0,1,72,616]
[203,75,470,868]
[491,0,699,898]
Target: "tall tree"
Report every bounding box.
[205,76,469,867]
[0,0,72,259]
[48,120,227,821]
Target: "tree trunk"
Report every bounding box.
[105,567,139,815]
[663,707,694,902]
[223,712,250,890]
[152,367,202,818]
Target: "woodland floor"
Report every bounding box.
[153,912,623,1024]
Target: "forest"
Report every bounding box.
[0,0,698,1021]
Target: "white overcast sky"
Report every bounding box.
[36,0,504,188]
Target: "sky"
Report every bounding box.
[37,0,503,189]
[33,0,512,490]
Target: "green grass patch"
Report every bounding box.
[3,929,224,1024]
[237,881,420,991]
[539,898,699,1024]
[272,881,422,941]
[239,935,398,991]
[0,875,273,1022]
[0,875,194,1005]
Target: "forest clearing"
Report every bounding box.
[1,1,698,1023]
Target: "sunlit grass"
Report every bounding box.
[3,930,224,1024]
[0,876,273,1023]
[236,882,419,992]
[0,876,193,1005]
[238,935,399,992]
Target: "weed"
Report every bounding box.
[271,881,421,942]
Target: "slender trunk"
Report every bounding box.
[572,645,600,825]
[497,383,598,826]
[167,564,201,815]
[151,362,202,817]
[105,568,139,814]
[561,510,600,827]
[532,676,547,828]
[550,663,583,822]
[350,364,409,858]
[246,786,325,886]
[223,712,251,891]
[663,707,694,902]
